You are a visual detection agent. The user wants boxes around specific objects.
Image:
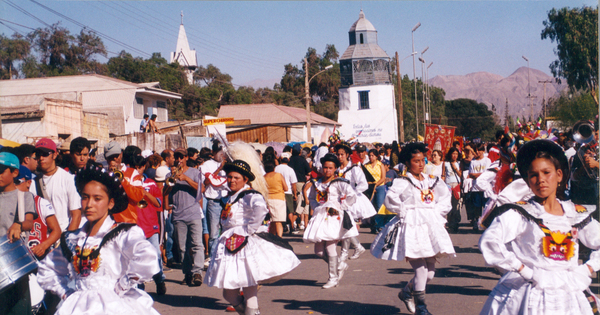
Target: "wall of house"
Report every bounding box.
[83,111,110,154]
[45,99,83,139]
[2,119,45,144]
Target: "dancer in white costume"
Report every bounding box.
[303,153,359,289]
[334,143,376,262]
[479,139,600,315]
[205,159,300,315]
[37,165,161,315]
[370,143,455,315]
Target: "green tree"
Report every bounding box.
[0,33,30,79]
[548,92,597,129]
[445,98,502,140]
[541,6,599,104]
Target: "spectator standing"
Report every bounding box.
[466,143,491,230]
[160,149,176,266]
[148,114,159,133]
[14,144,38,172]
[275,152,298,233]
[32,138,82,232]
[425,150,444,178]
[63,137,91,175]
[104,141,124,172]
[264,160,288,237]
[287,144,311,231]
[364,149,386,210]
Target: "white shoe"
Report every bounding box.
[337,261,349,281]
[322,278,339,289]
[339,251,349,264]
[299,222,305,230]
[349,245,366,260]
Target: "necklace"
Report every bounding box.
[402,174,439,205]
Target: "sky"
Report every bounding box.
[0,0,596,87]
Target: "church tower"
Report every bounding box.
[337,10,398,143]
[170,12,197,85]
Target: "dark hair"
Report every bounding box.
[89,148,97,157]
[186,159,199,168]
[14,144,36,164]
[527,151,567,200]
[368,149,379,160]
[431,150,443,160]
[143,114,149,119]
[122,146,142,166]
[150,114,157,120]
[199,147,212,160]
[398,143,428,165]
[131,155,147,168]
[445,147,461,162]
[476,143,486,152]
[283,145,292,153]
[212,140,222,153]
[264,160,276,173]
[70,137,91,154]
[334,144,352,156]
[495,130,504,140]
[320,153,340,169]
[187,147,199,158]
[75,165,129,214]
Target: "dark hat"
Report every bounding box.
[355,144,367,152]
[334,142,352,154]
[320,153,341,168]
[516,139,568,179]
[174,147,187,156]
[398,142,428,165]
[224,159,255,181]
[75,165,129,214]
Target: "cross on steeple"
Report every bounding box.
[181,11,184,25]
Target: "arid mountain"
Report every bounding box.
[429,67,565,124]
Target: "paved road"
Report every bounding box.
[145,213,599,315]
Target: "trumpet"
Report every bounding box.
[137,199,148,209]
[113,170,124,181]
[166,164,184,187]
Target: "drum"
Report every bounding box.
[0,234,38,294]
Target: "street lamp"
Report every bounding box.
[426,61,433,124]
[412,22,421,139]
[397,51,418,142]
[419,57,426,128]
[305,59,333,143]
[522,55,532,121]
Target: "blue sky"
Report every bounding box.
[0,1,596,86]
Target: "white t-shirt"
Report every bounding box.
[425,163,443,177]
[200,159,228,199]
[469,157,491,192]
[32,167,82,232]
[444,161,461,184]
[275,164,298,194]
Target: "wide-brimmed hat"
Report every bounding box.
[516,139,568,179]
[320,153,341,168]
[224,159,255,181]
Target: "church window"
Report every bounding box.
[360,33,364,44]
[358,91,370,109]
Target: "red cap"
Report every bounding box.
[35,138,57,152]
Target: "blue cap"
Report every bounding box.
[16,165,32,181]
[0,152,19,169]
[293,143,302,152]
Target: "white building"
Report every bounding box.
[170,12,197,85]
[337,10,398,143]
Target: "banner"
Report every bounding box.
[203,117,234,125]
[424,124,456,159]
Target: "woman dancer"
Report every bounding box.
[205,159,300,315]
[334,143,377,262]
[370,143,455,315]
[37,165,161,315]
[303,153,359,289]
[479,139,600,314]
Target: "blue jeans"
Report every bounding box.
[147,233,165,283]
[164,212,174,260]
[173,219,205,275]
[206,199,223,255]
[202,196,209,235]
[373,185,387,211]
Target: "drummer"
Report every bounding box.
[0,152,36,315]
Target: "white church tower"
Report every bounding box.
[170,12,197,85]
[337,10,398,143]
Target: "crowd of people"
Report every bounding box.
[1,119,599,315]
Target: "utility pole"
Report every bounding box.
[539,80,552,122]
[304,58,311,143]
[504,98,509,127]
[396,52,404,142]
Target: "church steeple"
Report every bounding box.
[170,11,197,85]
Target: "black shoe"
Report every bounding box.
[415,304,432,315]
[166,258,175,268]
[182,274,192,286]
[191,273,203,286]
[156,282,167,295]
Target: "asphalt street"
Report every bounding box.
[145,211,599,315]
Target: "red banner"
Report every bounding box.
[424,124,456,159]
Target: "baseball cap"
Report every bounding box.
[16,165,32,181]
[155,165,171,182]
[174,147,187,156]
[35,138,57,153]
[281,152,291,159]
[141,149,153,158]
[0,152,20,170]
[104,141,122,158]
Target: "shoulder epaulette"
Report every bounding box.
[60,223,136,263]
[480,202,542,228]
[330,177,350,185]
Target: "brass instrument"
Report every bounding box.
[113,170,124,181]
[137,199,148,208]
[573,120,598,180]
[166,164,183,187]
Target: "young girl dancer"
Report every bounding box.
[205,159,300,315]
[303,153,360,289]
[479,139,600,314]
[370,143,455,315]
[334,143,377,262]
[37,165,161,314]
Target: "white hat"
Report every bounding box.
[155,166,171,182]
[141,150,153,158]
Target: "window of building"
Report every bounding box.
[358,91,370,110]
[156,101,166,108]
[359,33,364,44]
[134,97,144,118]
[136,97,143,104]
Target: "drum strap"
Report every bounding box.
[17,190,25,222]
[60,223,136,263]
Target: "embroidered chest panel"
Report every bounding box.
[539,224,576,261]
[73,245,101,277]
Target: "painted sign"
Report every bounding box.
[203,117,234,125]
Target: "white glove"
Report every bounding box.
[518,265,534,283]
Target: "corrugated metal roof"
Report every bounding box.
[340,44,389,60]
[218,104,339,126]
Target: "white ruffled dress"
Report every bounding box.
[370,173,455,260]
[479,199,600,315]
[37,217,160,315]
[205,186,301,289]
[303,178,360,243]
[338,163,377,219]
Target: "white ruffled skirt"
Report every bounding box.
[370,209,455,260]
[303,206,359,243]
[348,193,377,220]
[205,226,301,289]
[480,269,599,315]
[56,284,159,315]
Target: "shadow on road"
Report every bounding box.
[436,265,500,281]
[267,278,321,287]
[272,299,401,315]
[453,246,482,254]
[149,294,228,310]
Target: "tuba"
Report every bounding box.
[573,120,595,145]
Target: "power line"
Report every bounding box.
[0,18,36,30]
[3,0,51,27]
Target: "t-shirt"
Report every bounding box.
[140,119,148,131]
[169,167,203,222]
[288,155,311,183]
[385,169,400,187]
[32,167,81,232]
[275,164,298,194]
[137,178,162,238]
[470,157,491,192]
[425,163,443,177]
[200,159,228,199]
[444,161,461,184]
[0,189,36,236]
[265,172,286,200]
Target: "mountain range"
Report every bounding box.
[429,66,565,123]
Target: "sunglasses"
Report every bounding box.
[35,150,53,158]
